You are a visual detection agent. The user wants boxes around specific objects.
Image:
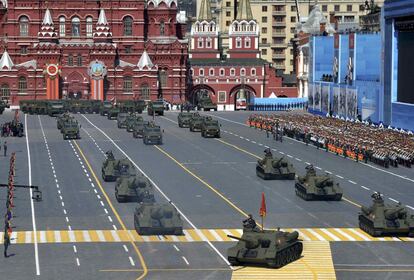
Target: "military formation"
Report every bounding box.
[248,113,414,168]
[56,113,81,140]
[101,151,183,235]
[177,112,221,138]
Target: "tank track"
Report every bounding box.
[267,242,303,268]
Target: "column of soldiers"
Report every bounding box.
[247,114,414,168]
[4,152,15,257]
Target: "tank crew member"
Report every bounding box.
[243,214,257,230]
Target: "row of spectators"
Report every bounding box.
[247,113,414,168]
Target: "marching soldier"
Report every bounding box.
[4,226,10,258]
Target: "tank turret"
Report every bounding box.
[359,192,414,237]
[295,166,342,201]
[134,203,183,235]
[115,175,155,203]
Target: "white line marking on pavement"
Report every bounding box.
[108,216,113,222]
[123,245,129,252]
[315,166,322,170]
[113,225,118,230]
[348,180,357,185]
[287,155,293,158]
[76,258,80,266]
[279,151,285,155]
[407,206,414,210]
[68,225,72,231]
[389,198,399,203]
[361,186,370,190]
[182,256,190,265]
[73,245,77,253]
[65,217,69,223]
[129,256,135,266]
[305,162,310,165]
[336,175,344,179]
[325,170,332,174]
[295,158,302,162]
[100,201,104,207]
[83,115,231,266]
[173,245,180,252]
[104,208,108,214]
[27,114,40,275]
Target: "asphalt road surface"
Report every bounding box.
[0,109,413,280]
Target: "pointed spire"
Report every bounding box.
[236,0,253,21]
[198,0,212,21]
[94,8,112,39]
[0,50,14,70]
[137,50,154,70]
[42,8,53,25]
[97,8,108,26]
[1,0,8,9]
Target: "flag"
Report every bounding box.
[259,192,266,218]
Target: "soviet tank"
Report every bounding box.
[101,151,136,182]
[227,228,303,268]
[115,175,155,203]
[295,165,343,201]
[359,192,414,237]
[256,149,295,180]
[134,202,183,235]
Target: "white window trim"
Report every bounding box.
[240,68,246,76]
[251,68,256,76]
[236,37,242,48]
[209,68,214,76]
[230,68,236,76]
[245,37,251,48]
[198,38,204,48]
[219,68,225,76]
[199,68,204,76]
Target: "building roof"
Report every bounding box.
[198,0,212,21]
[236,0,253,21]
[189,58,267,66]
[42,8,54,25]
[0,50,14,70]
[137,50,154,70]
[1,0,7,8]
[97,8,108,26]
[296,4,335,34]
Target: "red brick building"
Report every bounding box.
[0,0,188,104]
[188,0,297,110]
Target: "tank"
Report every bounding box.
[177,112,193,128]
[101,152,136,182]
[201,116,221,138]
[61,119,80,140]
[295,165,343,201]
[134,202,183,235]
[227,228,303,268]
[115,175,155,203]
[256,150,295,180]
[359,192,414,237]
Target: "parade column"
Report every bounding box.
[88,60,107,101]
[44,64,61,100]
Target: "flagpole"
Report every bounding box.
[261,216,264,231]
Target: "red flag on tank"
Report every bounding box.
[259,192,266,217]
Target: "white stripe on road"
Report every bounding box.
[336,175,344,179]
[348,180,357,185]
[389,198,399,203]
[361,186,370,190]
[129,256,135,266]
[334,228,356,241]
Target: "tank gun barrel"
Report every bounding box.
[316,177,330,187]
[286,231,299,241]
[272,157,284,167]
[227,235,259,248]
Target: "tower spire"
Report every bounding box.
[94,8,112,39]
[236,0,253,21]
[0,49,14,70]
[38,8,57,40]
[198,0,212,21]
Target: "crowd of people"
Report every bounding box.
[1,120,24,137]
[247,113,414,168]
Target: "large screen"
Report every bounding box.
[397,31,414,104]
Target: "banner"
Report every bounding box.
[346,87,358,119]
[321,84,330,114]
[314,83,321,111]
[332,86,340,116]
[308,83,314,110]
[339,86,347,117]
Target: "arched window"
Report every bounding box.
[71,17,80,37]
[198,38,203,48]
[240,68,246,76]
[18,77,27,93]
[219,68,225,76]
[209,68,214,76]
[199,68,204,76]
[230,68,235,76]
[86,17,93,37]
[19,16,29,37]
[245,37,251,48]
[123,76,133,92]
[251,68,256,76]
[0,84,10,101]
[160,20,165,36]
[206,37,212,48]
[68,54,73,66]
[159,69,167,87]
[123,16,133,36]
[59,17,66,37]
[77,54,82,66]
[236,37,242,48]
[190,68,194,76]
[141,83,150,100]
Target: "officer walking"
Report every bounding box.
[4,226,10,258]
[3,141,7,157]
